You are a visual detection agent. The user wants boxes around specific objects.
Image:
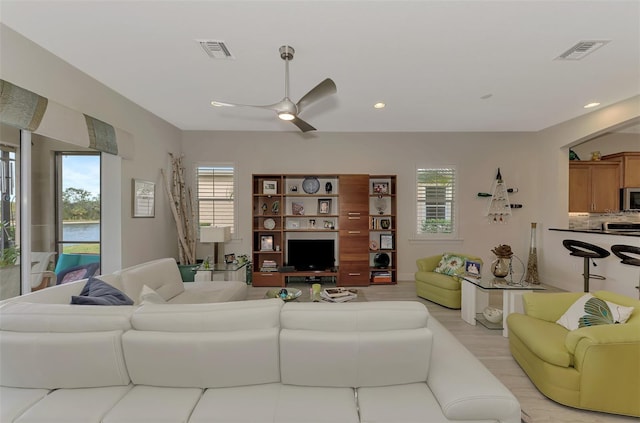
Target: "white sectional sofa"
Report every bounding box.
[0,289,521,422]
[0,257,248,306]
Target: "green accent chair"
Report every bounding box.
[507,291,640,417]
[54,253,100,275]
[415,253,482,309]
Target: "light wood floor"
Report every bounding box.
[246,281,638,423]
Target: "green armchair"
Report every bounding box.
[415,253,482,309]
[507,291,640,417]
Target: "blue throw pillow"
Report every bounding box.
[71,276,134,306]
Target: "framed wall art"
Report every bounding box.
[318,198,332,214]
[260,235,274,251]
[372,181,389,195]
[380,233,394,250]
[263,180,277,195]
[132,179,155,218]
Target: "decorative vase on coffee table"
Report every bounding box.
[491,258,510,278]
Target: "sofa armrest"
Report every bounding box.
[416,255,442,272]
[427,317,520,423]
[567,322,640,416]
[565,322,640,356]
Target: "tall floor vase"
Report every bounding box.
[524,222,540,284]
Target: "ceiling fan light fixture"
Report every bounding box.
[278,112,296,121]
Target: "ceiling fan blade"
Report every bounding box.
[290,116,316,133]
[211,100,281,111]
[296,78,337,113]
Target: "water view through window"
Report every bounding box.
[58,153,100,254]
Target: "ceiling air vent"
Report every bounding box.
[198,40,234,59]
[555,40,610,61]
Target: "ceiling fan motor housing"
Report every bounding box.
[279,45,294,60]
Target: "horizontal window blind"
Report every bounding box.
[417,168,456,234]
[197,165,235,232]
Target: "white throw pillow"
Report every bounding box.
[556,293,634,330]
[139,284,167,304]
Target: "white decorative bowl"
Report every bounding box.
[482,306,503,324]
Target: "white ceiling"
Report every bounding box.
[1,0,639,133]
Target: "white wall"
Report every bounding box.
[181,130,544,280]
[0,25,181,267]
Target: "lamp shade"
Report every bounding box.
[200,226,231,243]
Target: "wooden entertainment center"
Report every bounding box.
[252,174,397,287]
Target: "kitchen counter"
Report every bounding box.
[550,228,640,237]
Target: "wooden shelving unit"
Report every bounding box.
[251,174,397,287]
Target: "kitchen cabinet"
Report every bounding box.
[602,152,640,188]
[569,162,620,212]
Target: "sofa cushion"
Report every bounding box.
[138,285,166,304]
[189,383,359,423]
[280,302,431,388]
[1,331,131,388]
[71,277,134,306]
[168,281,247,304]
[117,258,185,304]
[102,385,202,423]
[415,270,461,291]
[556,293,634,330]
[12,385,131,423]
[433,253,466,276]
[0,387,50,423]
[122,299,283,388]
[507,313,572,367]
[0,302,133,332]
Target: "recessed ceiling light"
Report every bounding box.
[373,102,386,109]
[583,102,601,109]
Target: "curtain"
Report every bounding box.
[0,79,48,131]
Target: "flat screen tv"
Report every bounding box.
[287,239,335,271]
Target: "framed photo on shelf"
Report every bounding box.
[379,234,394,250]
[292,202,305,215]
[224,253,236,264]
[260,235,274,251]
[323,220,334,229]
[318,198,332,214]
[263,180,277,195]
[132,179,155,218]
[372,181,389,195]
[287,220,300,229]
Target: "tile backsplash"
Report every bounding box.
[569,211,640,230]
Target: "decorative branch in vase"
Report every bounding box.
[161,153,197,266]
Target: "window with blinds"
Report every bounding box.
[416,167,456,234]
[196,165,235,233]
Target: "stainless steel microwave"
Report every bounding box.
[621,188,640,210]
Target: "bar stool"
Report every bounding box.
[562,239,610,292]
[611,244,640,299]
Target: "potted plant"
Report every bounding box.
[0,221,20,298]
[161,153,198,281]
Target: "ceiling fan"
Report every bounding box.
[211,45,337,132]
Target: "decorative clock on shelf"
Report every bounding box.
[302,177,320,194]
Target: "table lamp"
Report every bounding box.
[200,226,231,265]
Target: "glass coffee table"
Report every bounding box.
[461,273,545,337]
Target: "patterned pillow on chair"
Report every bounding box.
[434,254,466,276]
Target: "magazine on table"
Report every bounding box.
[320,288,357,302]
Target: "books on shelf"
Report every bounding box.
[260,259,278,272]
[320,288,358,302]
[369,217,392,230]
[370,270,392,283]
